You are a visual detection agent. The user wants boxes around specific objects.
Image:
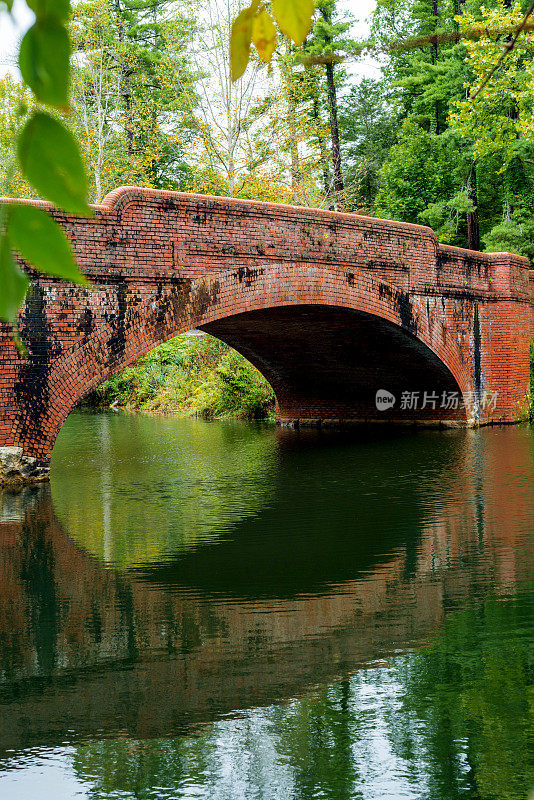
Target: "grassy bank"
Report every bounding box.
[84,334,275,420]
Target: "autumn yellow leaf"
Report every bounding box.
[230,1,260,81]
[252,8,277,64]
[272,0,314,47]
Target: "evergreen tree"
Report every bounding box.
[374,120,473,245]
[71,0,198,198]
[274,45,335,207]
[449,1,534,257]
[339,78,399,212]
[366,1,490,246]
[112,0,199,187]
[369,0,483,245]
[366,0,534,257]
[304,0,357,210]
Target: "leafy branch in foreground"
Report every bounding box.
[230,0,315,80]
[0,0,91,326]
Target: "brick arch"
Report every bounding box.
[14,264,469,465]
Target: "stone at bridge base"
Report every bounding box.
[0,447,50,485]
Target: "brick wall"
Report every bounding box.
[0,186,532,468]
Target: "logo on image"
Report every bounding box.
[375,390,396,411]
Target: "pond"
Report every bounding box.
[0,411,532,799]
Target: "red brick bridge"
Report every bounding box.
[0,187,532,481]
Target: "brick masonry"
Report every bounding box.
[0,186,532,479]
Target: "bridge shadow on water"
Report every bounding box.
[0,416,533,764]
[128,426,457,597]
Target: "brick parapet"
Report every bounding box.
[436,243,530,300]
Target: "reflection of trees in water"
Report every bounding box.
[18,515,58,677]
[392,592,534,800]
[0,421,533,798]
[51,413,278,568]
[69,589,534,800]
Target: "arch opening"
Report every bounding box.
[201,305,467,426]
[78,330,276,422]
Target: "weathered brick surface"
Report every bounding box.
[0,186,532,472]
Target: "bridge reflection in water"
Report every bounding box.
[0,415,532,798]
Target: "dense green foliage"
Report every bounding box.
[69,0,198,200]
[85,334,275,420]
[341,0,534,257]
[339,78,399,213]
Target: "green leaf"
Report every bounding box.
[8,204,89,285]
[0,235,29,323]
[272,0,314,47]
[26,0,71,22]
[19,19,70,108]
[18,112,92,217]
[230,2,259,81]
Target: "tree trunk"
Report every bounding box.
[467,162,480,251]
[432,0,439,134]
[113,0,134,157]
[320,5,345,210]
[227,128,235,197]
[324,60,344,210]
[95,157,102,204]
[503,169,512,221]
[122,67,134,158]
[287,83,303,203]
[312,97,333,208]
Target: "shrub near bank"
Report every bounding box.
[85,334,275,421]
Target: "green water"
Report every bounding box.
[0,411,532,799]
